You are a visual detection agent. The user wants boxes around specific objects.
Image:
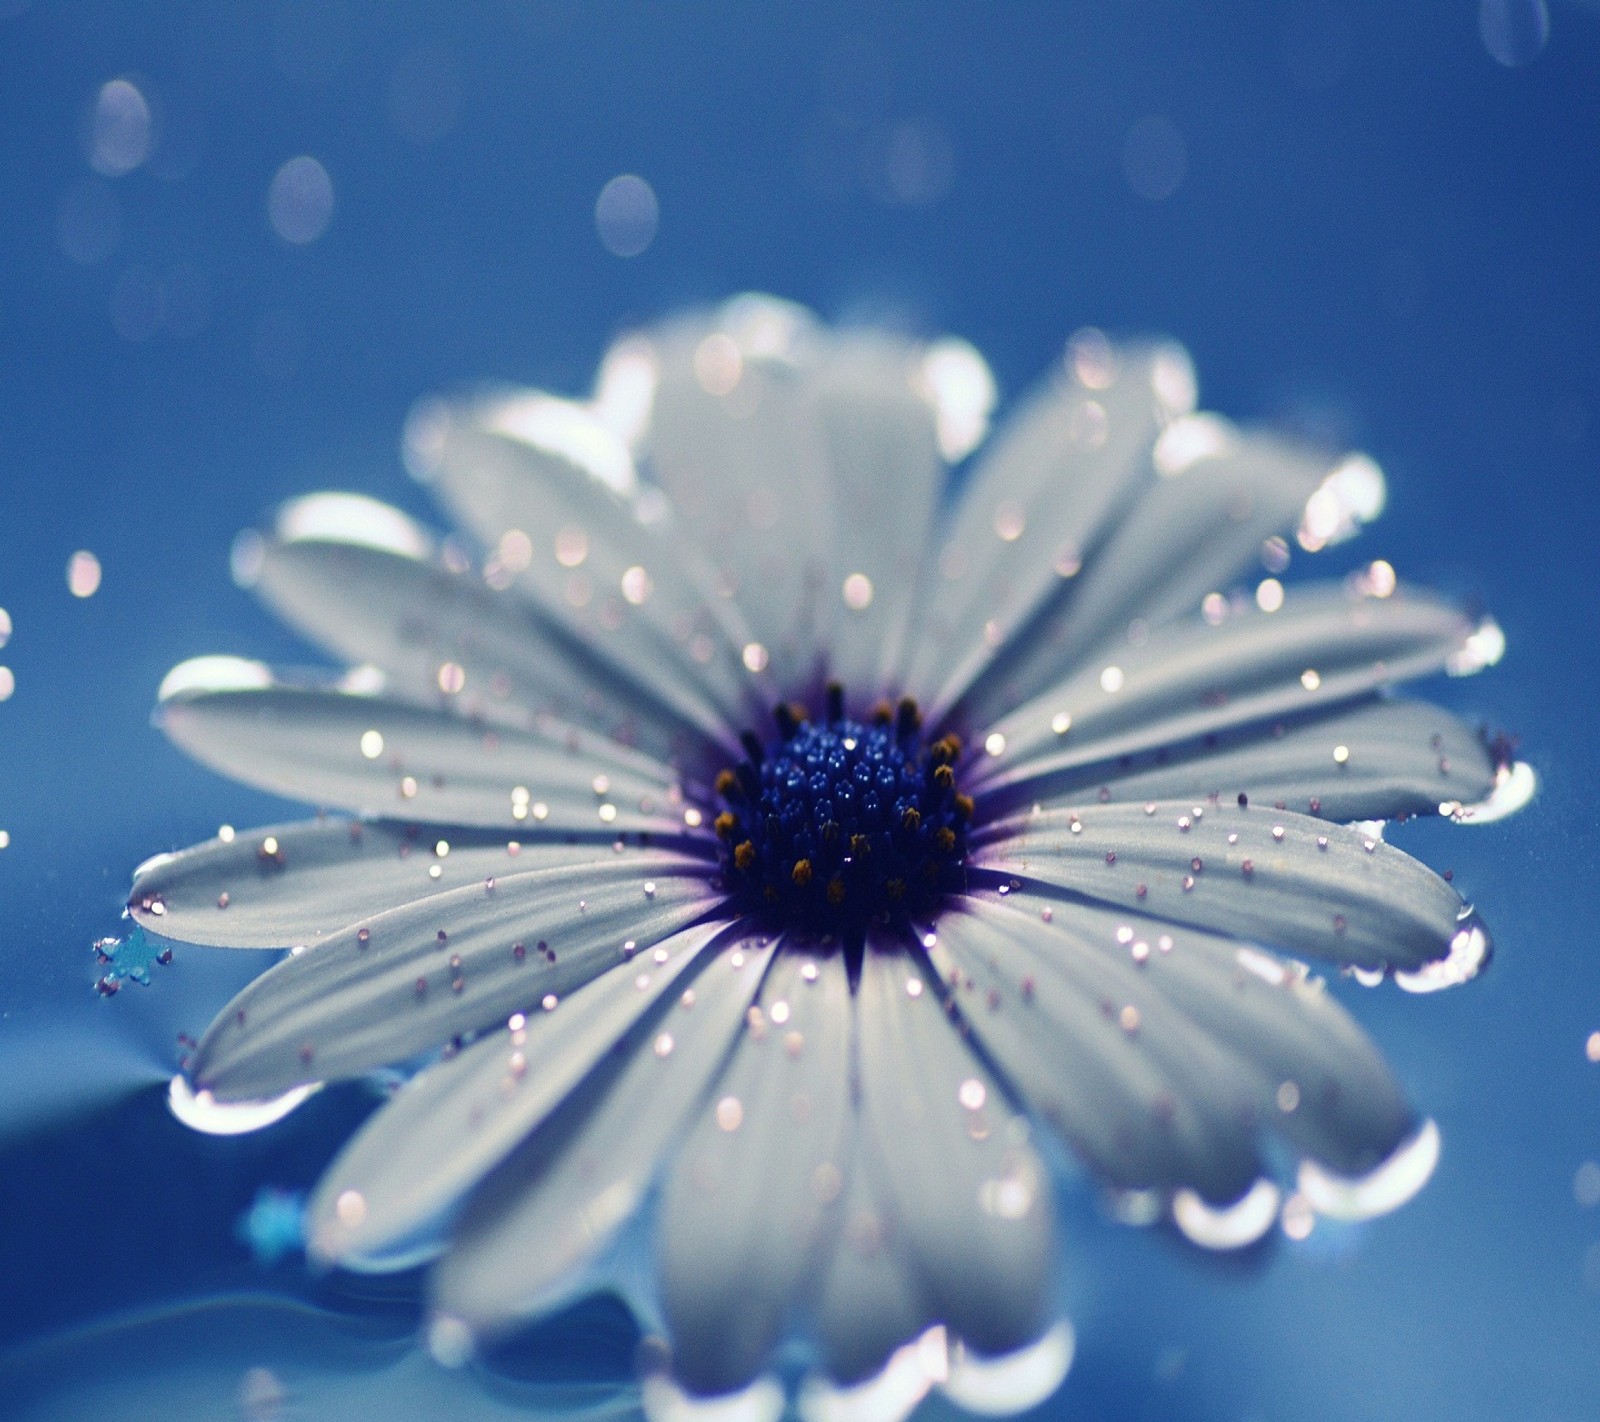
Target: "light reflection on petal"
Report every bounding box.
[798,1333,934,1422]
[1443,760,1537,824]
[1297,1117,1441,1221]
[168,1073,320,1135]
[940,1321,1076,1416]
[157,655,274,703]
[275,493,434,560]
[1171,1178,1281,1250]
[643,1372,785,1422]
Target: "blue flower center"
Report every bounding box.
[714,690,972,939]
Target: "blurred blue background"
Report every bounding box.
[0,1,1594,1418]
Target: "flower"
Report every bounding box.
[131,295,1529,1420]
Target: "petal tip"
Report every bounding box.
[273,492,433,560]
[1171,1178,1281,1250]
[167,1073,319,1136]
[157,655,274,704]
[940,1321,1076,1416]
[1297,1117,1440,1221]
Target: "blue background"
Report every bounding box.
[0,2,1594,1418]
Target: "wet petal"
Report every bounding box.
[904,340,1186,713]
[432,933,778,1333]
[805,336,947,693]
[128,818,707,950]
[410,387,758,745]
[157,672,691,835]
[186,853,722,1100]
[970,583,1479,804]
[1049,698,1495,825]
[952,886,1415,1181]
[307,919,728,1270]
[246,505,715,763]
[930,897,1262,1200]
[642,298,838,686]
[961,432,1334,720]
[644,300,949,695]
[849,946,1054,1361]
[812,1131,939,1388]
[974,800,1474,973]
[659,946,853,1396]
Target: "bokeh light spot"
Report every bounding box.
[67,550,102,598]
[595,174,659,257]
[86,78,152,177]
[1480,0,1549,67]
[268,156,335,245]
[1122,115,1187,202]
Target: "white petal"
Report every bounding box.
[307,919,729,1270]
[185,853,722,1100]
[929,898,1261,1200]
[248,511,716,763]
[642,299,837,686]
[1017,698,1495,827]
[1296,1116,1440,1221]
[659,946,853,1395]
[959,431,1332,720]
[849,946,1055,1361]
[157,675,691,834]
[432,932,778,1333]
[973,800,1471,973]
[969,583,1479,804]
[1027,888,1409,1176]
[902,341,1182,712]
[416,388,760,745]
[812,1131,937,1387]
[128,818,702,950]
[644,301,947,696]
[805,335,947,693]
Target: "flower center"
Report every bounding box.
[714,687,972,940]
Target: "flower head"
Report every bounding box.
[131,295,1529,1418]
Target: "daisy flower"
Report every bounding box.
[128,295,1529,1419]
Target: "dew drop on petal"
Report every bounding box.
[842,573,874,610]
[1256,578,1285,613]
[715,1095,744,1132]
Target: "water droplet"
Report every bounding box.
[842,572,874,610]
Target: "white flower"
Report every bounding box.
[132,295,1529,1421]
